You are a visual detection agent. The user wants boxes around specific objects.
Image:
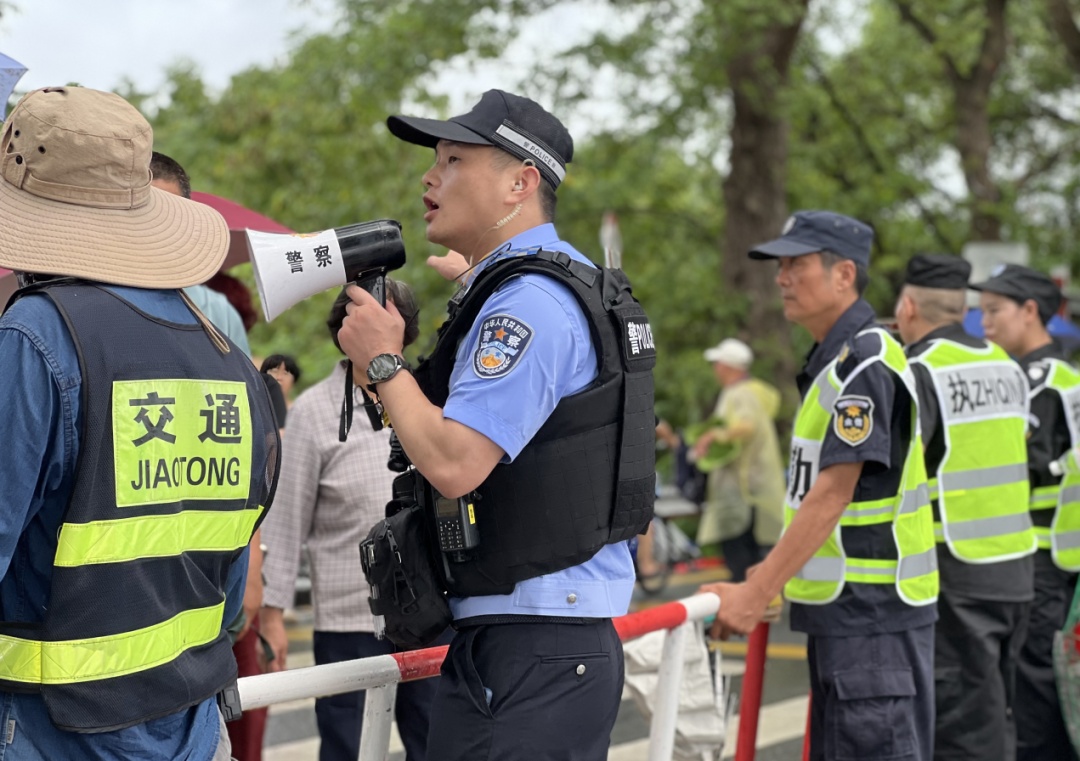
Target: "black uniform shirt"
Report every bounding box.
[789,299,938,636]
[1020,341,1073,497]
[907,322,1033,602]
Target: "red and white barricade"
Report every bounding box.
[237,592,775,761]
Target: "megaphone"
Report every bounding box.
[247,219,406,321]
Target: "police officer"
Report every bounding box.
[338,90,655,760]
[896,254,1035,761]
[971,264,1079,761]
[702,211,939,761]
[0,87,279,757]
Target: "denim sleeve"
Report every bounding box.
[223,544,250,627]
[0,324,68,581]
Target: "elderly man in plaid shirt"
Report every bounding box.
[260,282,438,761]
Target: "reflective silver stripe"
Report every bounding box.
[846,562,895,579]
[841,502,893,522]
[898,548,938,580]
[814,373,839,412]
[796,556,844,582]
[1055,530,1080,552]
[900,483,931,515]
[940,512,1034,542]
[937,463,1028,493]
[1062,485,1080,505]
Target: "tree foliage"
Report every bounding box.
[135,0,1080,434]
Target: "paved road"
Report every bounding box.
[257,561,811,760]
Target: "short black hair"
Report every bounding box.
[490,150,557,221]
[260,354,302,383]
[327,278,421,355]
[150,151,192,200]
[820,250,869,296]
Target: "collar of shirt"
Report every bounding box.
[1019,339,1066,368]
[798,299,877,390]
[904,321,978,358]
[462,223,563,290]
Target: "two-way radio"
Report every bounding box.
[432,489,480,562]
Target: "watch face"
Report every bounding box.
[368,354,400,383]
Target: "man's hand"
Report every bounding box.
[427,250,469,283]
[691,431,715,461]
[699,580,770,639]
[338,284,406,372]
[259,607,289,672]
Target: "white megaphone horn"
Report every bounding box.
[247,219,406,321]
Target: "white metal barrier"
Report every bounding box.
[237,592,722,761]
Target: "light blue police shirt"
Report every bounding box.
[442,223,636,620]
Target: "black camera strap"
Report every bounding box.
[340,360,387,442]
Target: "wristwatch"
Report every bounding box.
[366,353,408,389]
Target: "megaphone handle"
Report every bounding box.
[356,271,386,307]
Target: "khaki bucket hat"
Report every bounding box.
[0,86,228,288]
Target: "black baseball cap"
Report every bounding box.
[969,263,1062,325]
[903,253,971,290]
[748,210,873,268]
[387,90,573,189]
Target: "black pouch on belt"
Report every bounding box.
[361,502,451,649]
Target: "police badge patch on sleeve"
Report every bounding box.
[473,314,535,379]
[834,395,874,446]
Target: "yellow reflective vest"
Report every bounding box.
[1029,359,1080,570]
[911,338,1035,563]
[784,327,938,607]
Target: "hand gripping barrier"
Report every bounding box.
[236,592,774,760]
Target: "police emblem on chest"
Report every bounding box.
[834,395,874,446]
[473,314,535,379]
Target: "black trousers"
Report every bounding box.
[1016,552,1079,761]
[807,625,935,761]
[427,619,624,761]
[720,524,762,583]
[933,590,1030,761]
[312,630,444,761]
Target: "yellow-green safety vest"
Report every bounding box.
[1030,359,1080,570]
[911,338,1035,563]
[784,327,938,606]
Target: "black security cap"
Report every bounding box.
[748,210,873,268]
[903,254,971,290]
[970,263,1062,325]
[387,90,573,189]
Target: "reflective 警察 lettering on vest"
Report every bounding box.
[112,380,252,507]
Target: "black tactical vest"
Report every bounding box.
[413,250,656,596]
[0,282,279,732]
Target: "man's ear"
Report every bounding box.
[1022,298,1042,326]
[833,258,857,293]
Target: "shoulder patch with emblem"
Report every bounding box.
[473,314,535,379]
[834,395,874,446]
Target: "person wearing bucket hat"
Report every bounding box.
[701,211,939,761]
[973,264,1080,761]
[0,86,281,758]
[337,90,656,760]
[896,254,1035,761]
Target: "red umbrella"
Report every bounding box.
[192,191,293,272]
[0,268,13,307]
